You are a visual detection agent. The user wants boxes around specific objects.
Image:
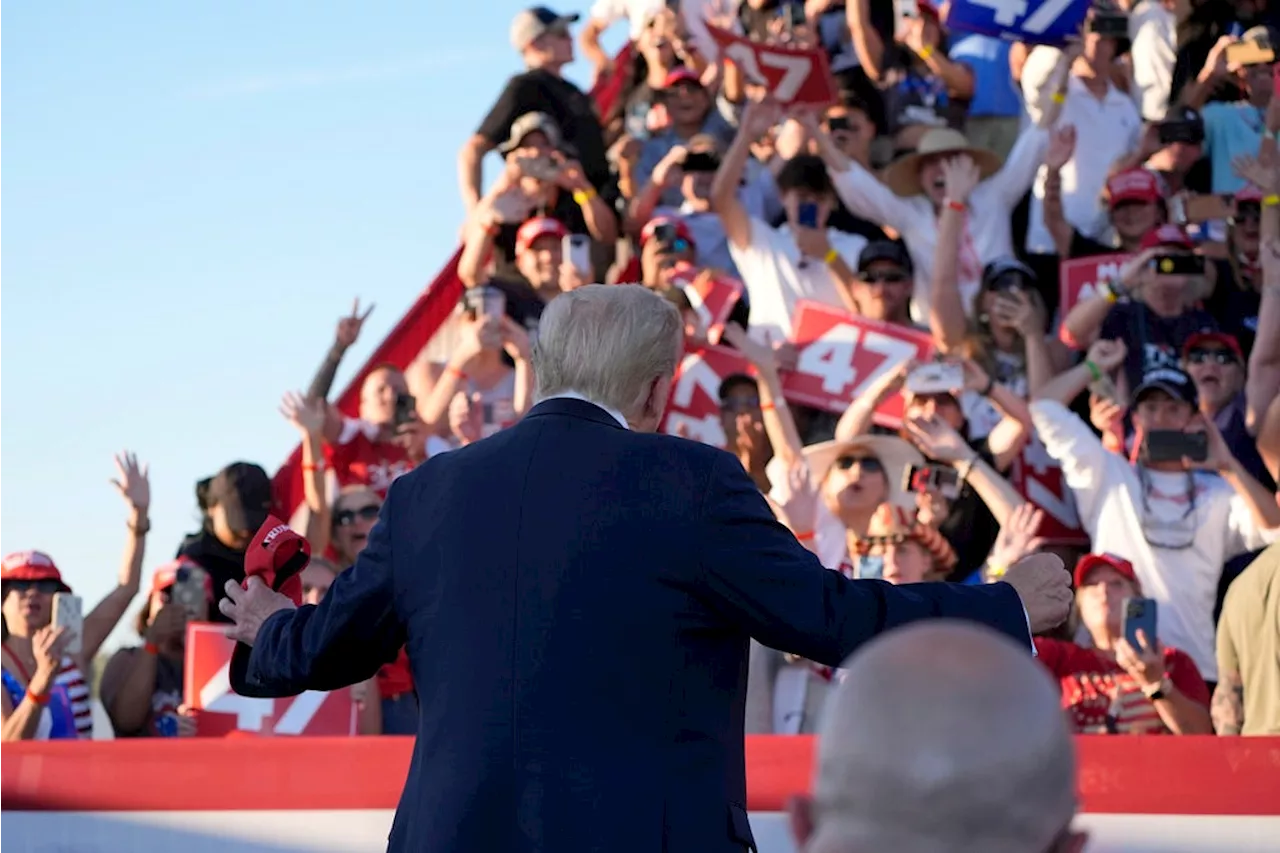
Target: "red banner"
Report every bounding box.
[183,623,356,738]
[660,344,753,448]
[672,268,744,346]
[706,24,836,106]
[1009,435,1089,546]
[1059,253,1132,318]
[779,301,934,428]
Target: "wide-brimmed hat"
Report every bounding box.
[803,435,924,510]
[881,128,1002,198]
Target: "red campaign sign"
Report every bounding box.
[671,268,745,346]
[706,24,836,107]
[184,622,356,738]
[779,301,934,428]
[660,344,753,448]
[1009,435,1090,546]
[1059,253,1132,318]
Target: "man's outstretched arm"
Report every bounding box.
[696,453,1065,667]
[229,483,406,698]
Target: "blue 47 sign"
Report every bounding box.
[944,0,1091,46]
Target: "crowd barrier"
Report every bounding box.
[3,736,1279,852]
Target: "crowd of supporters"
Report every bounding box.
[4,0,1280,745]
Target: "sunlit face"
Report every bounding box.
[1,580,58,635]
[823,454,888,519]
[855,260,912,321]
[300,562,338,605]
[1133,389,1194,433]
[531,26,574,66]
[917,156,949,206]
[332,489,382,564]
[638,10,680,66]
[662,81,709,127]
[360,366,408,425]
[904,393,965,432]
[1185,345,1243,413]
[867,538,933,585]
[1082,31,1116,66]
[517,233,564,288]
[1112,201,1160,241]
[1075,565,1136,640]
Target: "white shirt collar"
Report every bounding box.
[540,391,629,429]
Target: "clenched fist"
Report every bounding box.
[1001,553,1073,635]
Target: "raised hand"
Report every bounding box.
[1085,338,1128,374]
[721,322,778,375]
[779,460,820,536]
[336,298,374,349]
[280,391,327,436]
[904,414,972,464]
[1045,125,1077,171]
[987,503,1046,577]
[111,451,150,512]
[941,155,982,206]
[1088,393,1126,435]
[31,625,69,692]
[1232,154,1280,194]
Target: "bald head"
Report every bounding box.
[805,622,1075,853]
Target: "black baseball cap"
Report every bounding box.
[982,257,1037,290]
[207,462,273,535]
[857,240,913,275]
[1131,367,1198,408]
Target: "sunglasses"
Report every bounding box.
[721,397,761,413]
[834,455,885,473]
[336,505,380,527]
[5,579,61,595]
[860,271,908,285]
[1186,348,1238,365]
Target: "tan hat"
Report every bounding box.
[803,435,924,510]
[850,504,958,575]
[881,128,1002,198]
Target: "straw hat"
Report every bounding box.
[881,128,1002,198]
[802,435,924,510]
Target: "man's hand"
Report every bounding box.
[336,298,374,349]
[220,578,296,646]
[1000,552,1072,635]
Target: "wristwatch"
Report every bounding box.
[1143,676,1172,701]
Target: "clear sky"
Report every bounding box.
[1,1,625,649]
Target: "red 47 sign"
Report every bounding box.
[1059,253,1131,318]
[671,268,745,346]
[780,301,934,428]
[660,344,753,448]
[183,622,356,737]
[706,24,836,107]
[1009,435,1089,546]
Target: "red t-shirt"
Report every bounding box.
[324,418,416,498]
[1034,637,1210,734]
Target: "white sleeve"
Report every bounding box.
[828,162,916,233]
[1019,46,1062,126]
[1029,399,1130,531]
[1225,491,1280,557]
[983,125,1051,209]
[829,230,869,267]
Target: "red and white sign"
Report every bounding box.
[661,344,753,448]
[672,268,745,346]
[1059,253,1131,318]
[1009,435,1089,546]
[707,25,836,106]
[183,622,356,738]
[779,301,933,428]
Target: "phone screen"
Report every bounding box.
[52,593,84,657]
[858,555,884,580]
[797,202,820,229]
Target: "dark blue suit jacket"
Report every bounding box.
[233,398,1029,852]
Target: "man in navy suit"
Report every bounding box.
[222,285,1072,853]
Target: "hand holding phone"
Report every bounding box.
[1141,429,1208,464]
[563,234,593,276]
[1121,597,1158,653]
[52,593,84,657]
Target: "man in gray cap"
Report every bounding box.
[789,619,1087,853]
[458,6,613,220]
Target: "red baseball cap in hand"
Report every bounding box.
[243,515,311,607]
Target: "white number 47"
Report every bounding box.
[797,325,918,398]
[967,0,1076,34]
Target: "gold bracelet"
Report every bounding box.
[918,45,934,61]
[823,247,840,266]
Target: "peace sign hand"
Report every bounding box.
[336,299,375,348]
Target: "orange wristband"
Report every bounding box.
[26,688,50,706]
[447,365,468,381]
[302,463,323,473]
[945,199,965,212]
[795,530,816,542]
[761,402,776,412]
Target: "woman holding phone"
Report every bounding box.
[0,452,150,741]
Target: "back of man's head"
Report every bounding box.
[532,284,683,419]
[794,622,1083,853]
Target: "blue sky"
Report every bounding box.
[2,1,625,649]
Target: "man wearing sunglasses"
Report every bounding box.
[1183,332,1274,490]
[850,240,918,327]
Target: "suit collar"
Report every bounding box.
[525,394,629,430]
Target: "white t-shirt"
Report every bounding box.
[1129,0,1177,122]
[727,217,867,346]
[1031,400,1280,680]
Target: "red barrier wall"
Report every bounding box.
[4,736,1279,814]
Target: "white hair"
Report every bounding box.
[532,284,683,414]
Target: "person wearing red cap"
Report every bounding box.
[1181,332,1274,490]
[1042,142,1166,260]
[98,560,212,738]
[634,66,735,209]
[1033,553,1212,735]
[1,452,152,741]
[1061,222,1218,392]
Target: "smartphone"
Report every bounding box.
[783,2,806,28]
[465,284,507,320]
[1122,597,1158,651]
[515,154,560,181]
[681,150,721,173]
[1149,254,1207,276]
[903,464,963,500]
[905,362,964,396]
[1225,42,1272,68]
[563,234,593,276]
[858,554,885,580]
[1141,429,1208,464]
[393,393,418,427]
[826,114,851,132]
[170,564,208,619]
[796,201,820,229]
[1157,120,1203,146]
[1185,194,1232,223]
[51,593,84,657]
[1088,13,1129,39]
